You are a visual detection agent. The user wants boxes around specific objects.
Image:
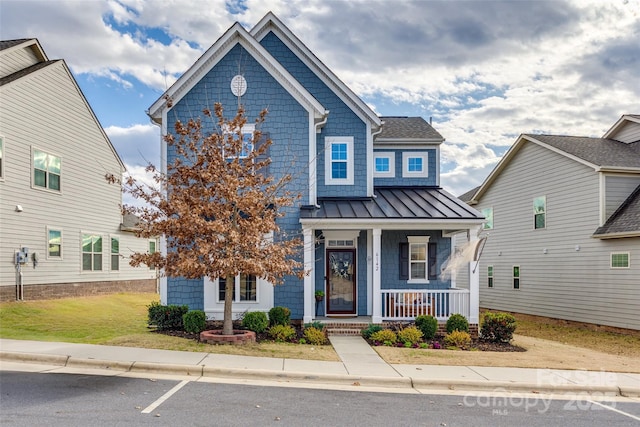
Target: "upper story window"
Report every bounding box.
[0,136,4,179]
[223,124,254,159]
[482,207,494,230]
[325,137,354,185]
[373,152,395,178]
[82,234,102,271]
[610,252,629,269]
[33,148,61,191]
[402,152,428,178]
[533,196,546,229]
[47,228,62,259]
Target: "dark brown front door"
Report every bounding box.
[326,249,356,315]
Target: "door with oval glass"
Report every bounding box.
[326,249,356,315]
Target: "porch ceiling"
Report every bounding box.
[301,187,484,224]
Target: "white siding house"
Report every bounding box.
[0,39,156,300]
[463,115,640,331]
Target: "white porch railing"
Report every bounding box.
[381,288,470,321]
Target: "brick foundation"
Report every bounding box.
[0,279,157,302]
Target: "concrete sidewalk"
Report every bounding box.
[1,337,639,397]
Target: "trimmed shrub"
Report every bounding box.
[481,312,517,343]
[370,329,397,346]
[415,315,438,340]
[303,327,328,345]
[446,313,469,334]
[304,321,325,331]
[268,306,291,326]
[397,326,423,345]
[148,301,189,331]
[444,330,472,350]
[183,310,207,334]
[268,324,296,342]
[361,324,384,340]
[242,311,269,333]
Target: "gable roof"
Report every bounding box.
[0,38,47,62]
[376,117,444,143]
[603,114,640,141]
[593,184,640,239]
[148,19,327,125]
[250,12,381,129]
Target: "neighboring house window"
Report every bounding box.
[399,238,437,282]
[82,234,102,271]
[47,228,62,259]
[111,237,119,271]
[513,266,520,289]
[325,137,354,185]
[402,152,428,178]
[218,274,257,302]
[611,253,630,269]
[149,239,157,269]
[487,265,493,288]
[373,152,395,178]
[0,135,4,179]
[533,196,546,229]
[482,207,493,230]
[33,148,61,191]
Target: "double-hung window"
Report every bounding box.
[533,196,546,229]
[223,124,254,159]
[407,236,430,283]
[111,237,119,271]
[402,152,428,178]
[218,274,257,302]
[82,234,102,271]
[487,265,494,288]
[47,228,62,259]
[325,137,354,185]
[513,266,520,289]
[33,148,61,191]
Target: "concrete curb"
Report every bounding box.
[66,357,134,372]
[1,351,69,367]
[131,361,203,377]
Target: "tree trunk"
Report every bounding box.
[223,275,235,335]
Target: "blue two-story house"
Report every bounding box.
[148,13,484,325]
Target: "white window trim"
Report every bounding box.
[0,135,5,181]
[325,136,354,185]
[222,124,255,159]
[46,226,63,260]
[487,265,494,288]
[110,235,120,272]
[402,152,428,178]
[513,265,521,289]
[31,146,62,193]
[610,252,630,269]
[215,275,260,303]
[81,232,103,272]
[407,235,430,284]
[533,195,546,230]
[373,152,395,178]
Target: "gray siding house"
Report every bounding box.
[0,39,156,300]
[463,115,640,330]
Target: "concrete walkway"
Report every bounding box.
[1,337,639,398]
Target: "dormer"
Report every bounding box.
[373,117,444,187]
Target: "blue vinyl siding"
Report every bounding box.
[374,148,438,187]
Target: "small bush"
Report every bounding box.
[370,329,397,345]
[148,301,189,331]
[268,324,296,342]
[304,321,325,331]
[481,312,517,343]
[182,310,207,334]
[446,313,469,334]
[397,326,423,345]
[444,330,472,350]
[268,306,291,326]
[303,327,328,345]
[415,315,438,340]
[361,324,384,339]
[242,311,269,333]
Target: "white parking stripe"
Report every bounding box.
[142,380,189,414]
[588,400,640,421]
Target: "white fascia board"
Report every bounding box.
[251,12,381,129]
[593,231,640,239]
[148,22,326,123]
[375,138,444,145]
[603,115,640,139]
[1,39,47,62]
[374,143,443,150]
[299,218,485,230]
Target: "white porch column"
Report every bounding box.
[303,228,314,323]
[371,228,382,323]
[469,226,480,325]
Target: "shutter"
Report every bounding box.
[399,242,409,280]
[428,242,437,280]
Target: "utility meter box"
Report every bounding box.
[15,248,29,264]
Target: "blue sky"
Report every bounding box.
[1,0,638,197]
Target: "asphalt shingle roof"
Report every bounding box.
[377,117,444,141]
[528,134,640,169]
[593,185,640,237]
[0,60,56,86]
[0,39,31,51]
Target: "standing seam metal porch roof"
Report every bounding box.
[300,187,484,220]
